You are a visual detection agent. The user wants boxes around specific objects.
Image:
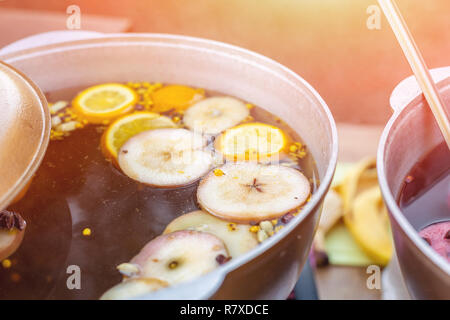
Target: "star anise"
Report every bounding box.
[216,254,232,265]
[0,210,26,231]
[244,178,265,193]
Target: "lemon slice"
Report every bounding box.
[73,83,138,124]
[103,112,177,159]
[151,85,204,112]
[344,186,393,266]
[216,122,287,162]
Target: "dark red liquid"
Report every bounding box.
[398,142,450,261]
[398,142,450,230]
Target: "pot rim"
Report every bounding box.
[0,61,50,211]
[2,33,338,297]
[377,75,450,276]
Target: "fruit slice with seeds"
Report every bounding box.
[164,210,258,258]
[100,278,168,300]
[118,128,214,187]
[197,162,311,223]
[130,230,229,285]
[183,97,249,135]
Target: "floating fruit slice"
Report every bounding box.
[0,210,26,260]
[216,122,287,162]
[338,158,377,215]
[72,83,138,124]
[118,128,214,187]
[103,112,177,159]
[100,278,168,300]
[164,210,258,258]
[343,186,392,266]
[130,230,229,285]
[183,97,249,135]
[418,221,450,262]
[197,163,311,223]
[151,85,204,112]
[0,229,24,261]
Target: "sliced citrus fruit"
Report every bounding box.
[343,186,393,266]
[216,122,288,162]
[337,158,377,215]
[103,112,177,159]
[151,85,204,112]
[72,83,138,124]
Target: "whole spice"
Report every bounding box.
[49,101,68,114]
[281,212,295,224]
[117,263,141,277]
[2,259,12,269]
[216,254,231,265]
[404,175,414,183]
[259,221,274,234]
[82,228,92,236]
[0,210,26,231]
[257,229,269,243]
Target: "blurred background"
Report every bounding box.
[0,0,448,300]
[0,0,449,125]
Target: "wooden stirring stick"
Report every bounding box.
[378,0,450,149]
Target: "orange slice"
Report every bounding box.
[103,112,177,159]
[151,85,204,112]
[72,83,138,124]
[216,122,288,162]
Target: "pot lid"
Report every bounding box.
[0,61,50,210]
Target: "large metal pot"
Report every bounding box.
[0,33,337,299]
[377,66,450,299]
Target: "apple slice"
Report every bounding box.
[0,210,26,260]
[164,210,258,258]
[130,230,229,285]
[0,230,24,261]
[118,128,213,188]
[100,278,168,300]
[197,162,311,223]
